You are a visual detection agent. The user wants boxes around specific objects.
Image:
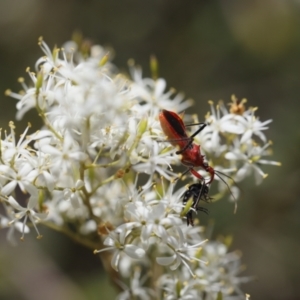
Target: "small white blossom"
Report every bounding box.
[5,195,47,240]
[63,179,85,208]
[158,275,200,300]
[0,163,38,196]
[0,206,30,245]
[205,101,244,150]
[94,227,146,272]
[125,201,177,247]
[156,227,207,277]
[225,140,281,184]
[239,108,272,143]
[116,267,155,300]
[193,241,251,298]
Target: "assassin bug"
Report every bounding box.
[159,109,214,183]
[159,109,237,209]
[182,182,210,226]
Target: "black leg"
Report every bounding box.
[175,123,207,154]
[196,206,209,215]
[189,123,207,139]
[175,139,193,154]
[192,181,206,209]
[173,167,192,181]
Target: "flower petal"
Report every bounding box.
[124,245,145,259]
[156,255,176,266]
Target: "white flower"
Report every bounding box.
[28,151,55,192]
[5,195,47,240]
[205,101,244,150]
[40,131,88,178]
[225,140,281,184]
[0,122,33,163]
[63,179,84,208]
[129,63,192,113]
[79,219,97,235]
[0,162,38,196]
[126,201,180,247]
[239,107,272,143]
[53,190,89,221]
[132,142,178,181]
[156,226,207,276]
[158,275,199,300]
[0,206,30,245]
[94,227,146,272]
[157,239,251,299]
[194,241,251,298]
[116,267,155,300]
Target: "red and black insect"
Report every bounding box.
[182,182,210,226]
[159,109,232,185]
[159,109,236,200]
[159,109,214,183]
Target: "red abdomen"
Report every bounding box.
[159,110,189,148]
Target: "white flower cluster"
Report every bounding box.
[1,37,279,299]
[189,96,281,204]
[204,98,280,183]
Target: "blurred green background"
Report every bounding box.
[0,0,299,299]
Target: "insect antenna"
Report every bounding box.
[214,170,238,214]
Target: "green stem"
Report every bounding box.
[90,174,116,195]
